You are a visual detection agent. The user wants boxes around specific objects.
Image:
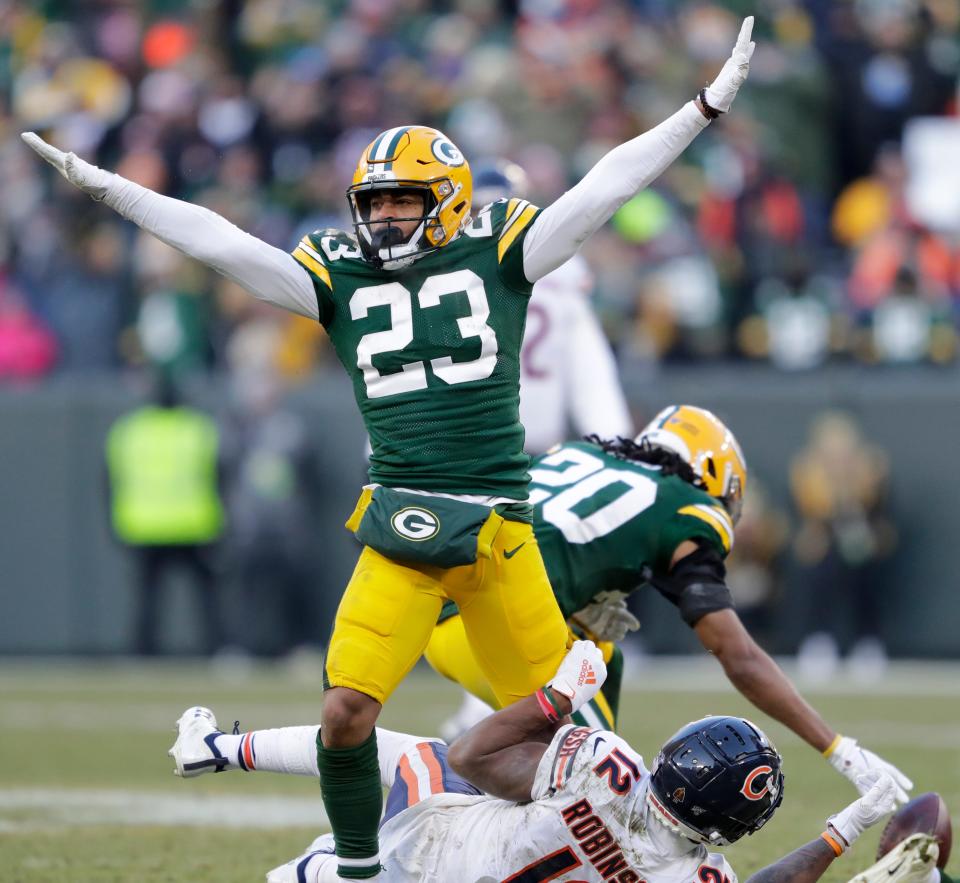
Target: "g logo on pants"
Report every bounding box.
[391,507,440,541]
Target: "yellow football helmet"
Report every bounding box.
[637,405,748,522]
[347,125,473,268]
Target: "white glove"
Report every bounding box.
[21,132,113,201]
[827,770,898,848]
[570,591,640,643]
[827,736,913,804]
[547,640,606,714]
[703,16,756,114]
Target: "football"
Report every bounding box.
[877,792,952,868]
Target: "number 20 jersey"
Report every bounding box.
[291,198,541,500]
[529,442,736,618]
[373,725,735,882]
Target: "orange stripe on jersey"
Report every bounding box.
[554,753,570,789]
[416,743,445,796]
[242,734,256,771]
[397,754,420,804]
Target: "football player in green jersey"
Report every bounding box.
[24,19,757,878]
[426,406,913,802]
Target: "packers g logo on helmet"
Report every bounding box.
[636,404,747,523]
[347,125,473,269]
[430,136,465,167]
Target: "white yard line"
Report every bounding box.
[0,788,328,832]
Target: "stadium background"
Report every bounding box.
[1,1,959,881]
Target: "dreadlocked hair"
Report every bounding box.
[583,435,707,491]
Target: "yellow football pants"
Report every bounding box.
[425,615,619,729]
[324,518,569,707]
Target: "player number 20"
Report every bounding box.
[349,270,499,399]
[530,447,658,544]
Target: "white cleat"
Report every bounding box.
[847,834,939,883]
[168,706,229,777]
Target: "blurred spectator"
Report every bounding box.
[105,376,226,655]
[220,322,320,657]
[725,478,790,645]
[738,259,842,370]
[2,0,958,376]
[0,273,57,381]
[790,411,898,681]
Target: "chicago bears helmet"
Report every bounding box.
[471,158,529,208]
[347,125,472,268]
[636,405,748,523]
[647,716,784,846]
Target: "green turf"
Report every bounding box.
[1,659,958,882]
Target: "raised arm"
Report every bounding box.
[521,17,755,282]
[21,133,319,321]
[447,640,605,802]
[745,773,898,883]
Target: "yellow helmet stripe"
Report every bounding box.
[677,504,734,552]
[498,202,537,262]
[292,237,332,291]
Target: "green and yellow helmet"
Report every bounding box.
[637,405,748,523]
[347,125,473,268]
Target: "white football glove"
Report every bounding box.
[845,833,939,883]
[827,770,898,848]
[570,591,640,643]
[547,640,606,714]
[703,16,756,114]
[21,132,113,201]
[827,736,913,804]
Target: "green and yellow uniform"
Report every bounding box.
[291,200,569,707]
[427,440,735,727]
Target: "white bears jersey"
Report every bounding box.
[292,726,736,883]
[520,255,632,455]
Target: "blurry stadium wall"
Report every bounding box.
[1,366,956,658]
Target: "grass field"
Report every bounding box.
[2,657,958,882]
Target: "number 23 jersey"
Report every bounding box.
[291,199,541,500]
[376,725,736,882]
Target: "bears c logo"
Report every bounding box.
[740,765,774,801]
[430,136,465,167]
[391,507,440,541]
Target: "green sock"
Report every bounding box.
[316,730,383,879]
[939,871,955,883]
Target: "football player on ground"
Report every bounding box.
[430,405,912,800]
[169,642,901,883]
[25,19,755,879]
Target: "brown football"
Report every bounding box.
[877,792,952,869]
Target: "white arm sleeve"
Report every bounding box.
[522,101,709,282]
[103,176,320,320]
[565,295,633,439]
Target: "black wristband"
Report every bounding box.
[698,88,721,120]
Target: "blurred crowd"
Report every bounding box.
[0,0,959,384]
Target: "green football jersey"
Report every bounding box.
[291,198,541,499]
[529,441,735,618]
